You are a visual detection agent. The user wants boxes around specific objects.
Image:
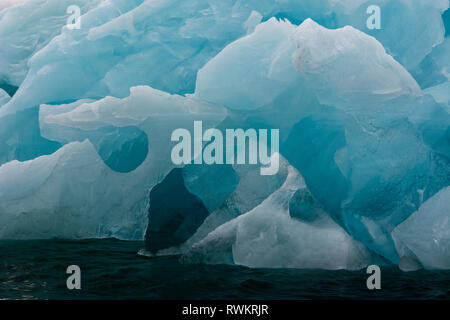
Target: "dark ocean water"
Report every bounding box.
[1,239,449,300]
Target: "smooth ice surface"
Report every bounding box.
[413,38,450,89]
[393,187,450,270]
[425,82,450,107]
[0,0,26,10]
[0,88,9,106]
[194,18,299,111]
[0,140,143,239]
[0,106,61,166]
[292,19,421,108]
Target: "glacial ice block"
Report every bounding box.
[0,0,147,166]
[0,86,227,239]
[40,99,149,173]
[0,0,144,116]
[0,141,134,239]
[191,17,449,263]
[1,0,446,117]
[392,187,450,270]
[283,21,449,262]
[194,18,299,111]
[283,100,450,263]
[183,164,376,270]
[0,0,448,271]
[180,156,290,251]
[0,0,277,117]
[1,0,446,177]
[191,18,322,148]
[292,19,422,109]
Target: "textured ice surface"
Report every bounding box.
[285,19,449,263]
[0,86,226,239]
[1,0,446,116]
[0,0,449,270]
[180,156,290,251]
[0,0,144,115]
[0,0,103,87]
[183,164,376,270]
[393,187,450,270]
[192,18,318,147]
[0,0,145,165]
[283,96,450,263]
[0,0,447,170]
[0,0,271,117]
[190,17,450,264]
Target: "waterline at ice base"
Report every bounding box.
[0,0,449,279]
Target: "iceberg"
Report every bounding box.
[0,0,447,169]
[0,0,449,270]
